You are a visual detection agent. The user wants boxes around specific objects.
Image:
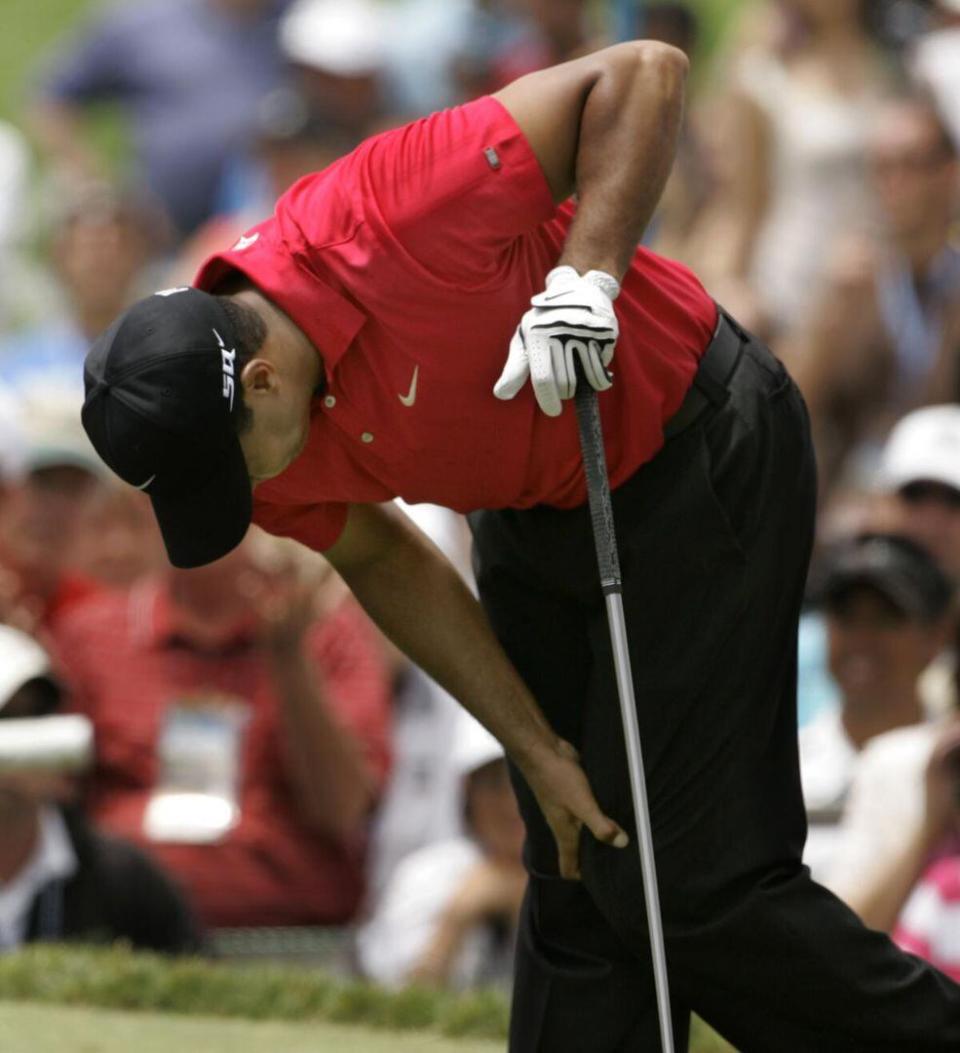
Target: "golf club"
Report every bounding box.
[574,377,674,1053]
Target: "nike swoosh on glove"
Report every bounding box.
[494,265,621,417]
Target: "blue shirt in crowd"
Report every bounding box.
[38,0,290,235]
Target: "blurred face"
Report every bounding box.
[868,106,958,239]
[827,587,941,705]
[55,214,149,321]
[296,70,381,133]
[0,466,99,579]
[70,486,165,589]
[466,760,525,863]
[885,482,960,583]
[167,539,260,621]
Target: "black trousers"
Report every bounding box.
[468,330,960,1051]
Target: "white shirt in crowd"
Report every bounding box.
[800,708,860,883]
[825,721,942,901]
[357,837,494,989]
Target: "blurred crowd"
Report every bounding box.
[0,0,959,995]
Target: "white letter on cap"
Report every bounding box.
[213,328,236,412]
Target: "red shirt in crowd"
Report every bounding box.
[52,580,391,927]
[195,96,717,553]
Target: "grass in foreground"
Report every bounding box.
[0,1001,503,1053]
[0,945,736,1050]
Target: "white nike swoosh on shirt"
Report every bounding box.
[398,366,419,407]
[233,233,260,251]
[134,474,156,491]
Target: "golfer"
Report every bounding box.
[82,43,960,1050]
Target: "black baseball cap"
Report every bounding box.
[820,534,953,624]
[82,287,252,569]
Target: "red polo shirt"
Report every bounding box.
[195,96,717,552]
[52,581,391,927]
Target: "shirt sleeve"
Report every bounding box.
[252,496,348,553]
[310,96,556,286]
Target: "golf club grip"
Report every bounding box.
[574,384,622,592]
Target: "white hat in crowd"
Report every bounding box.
[17,383,104,478]
[0,625,95,773]
[280,0,387,77]
[0,624,52,713]
[879,405,960,494]
[452,710,505,779]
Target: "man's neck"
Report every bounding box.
[230,286,323,393]
[841,692,924,752]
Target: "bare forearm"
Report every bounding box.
[847,825,933,933]
[270,646,375,838]
[560,42,688,278]
[331,509,556,769]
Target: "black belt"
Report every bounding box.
[663,308,745,441]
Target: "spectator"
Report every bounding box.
[892,726,960,982]
[872,405,960,584]
[790,93,960,493]
[29,0,291,238]
[801,534,953,880]
[0,387,104,637]
[0,624,201,953]
[383,0,523,115]
[910,0,960,148]
[279,0,390,139]
[53,531,392,928]
[486,0,601,90]
[0,183,161,398]
[824,624,960,906]
[68,483,166,590]
[836,703,960,970]
[800,404,960,728]
[722,0,890,343]
[357,712,524,989]
[451,1,530,103]
[0,120,31,331]
[168,88,356,286]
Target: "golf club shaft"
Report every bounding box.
[574,382,675,1053]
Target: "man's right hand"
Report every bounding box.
[519,736,629,880]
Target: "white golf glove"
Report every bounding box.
[494,265,621,417]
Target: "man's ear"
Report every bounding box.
[240,359,278,397]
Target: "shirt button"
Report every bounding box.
[323,395,336,408]
[361,431,374,444]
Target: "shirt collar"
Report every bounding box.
[194,222,366,375]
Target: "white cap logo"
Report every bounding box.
[213,328,236,412]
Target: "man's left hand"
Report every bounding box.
[494,266,621,417]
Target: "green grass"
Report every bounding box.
[0,1001,505,1053]
[0,945,737,1050]
[0,0,99,120]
